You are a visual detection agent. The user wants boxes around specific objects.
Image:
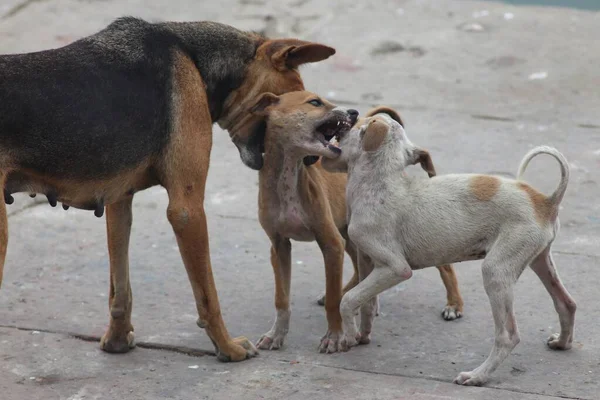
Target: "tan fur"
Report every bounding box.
[470,175,500,201]
[155,52,257,361]
[100,197,135,353]
[437,264,464,314]
[362,119,389,152]
[365,106,404,127]
[517,182,552,224]
[219,40,309,145]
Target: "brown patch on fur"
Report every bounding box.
[362,119,389,152]
[470,175,500,201]
[366,106,404,127]
[413,149,436,177]
[517,182,553,224]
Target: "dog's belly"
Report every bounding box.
[4,166,158,210]
[407,240,488,269]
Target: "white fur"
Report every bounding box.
[329,116,577,386]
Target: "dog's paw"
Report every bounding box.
[339,332,362,352]
[453,371,487,386]
[256,332,286,350]
[100,330,136,354]
[216,336,259,362]
[358,331,371,345]
[442,305,463,321]
[546,333,572,350]
[319,330,345,353]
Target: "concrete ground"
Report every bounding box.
[1,0,599,399]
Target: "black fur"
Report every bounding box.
[0,17,259,181]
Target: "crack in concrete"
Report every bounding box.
[292,359,591,400]
[1,0,49,19]
[0,323,591,399]
[0,324,213,358]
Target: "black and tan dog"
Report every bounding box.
[0,17,335,362]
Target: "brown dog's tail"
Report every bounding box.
[517,146,570,209]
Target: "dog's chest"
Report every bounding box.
[274,197,314,242]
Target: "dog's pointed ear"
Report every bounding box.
[366,106,404,127]
[249,92,280,116]
[411,148,436,177]
[268,40,335,71]
[362,119,389,152]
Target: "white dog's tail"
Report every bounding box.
[517,146,570,207]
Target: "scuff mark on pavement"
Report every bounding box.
[2,0,49,19]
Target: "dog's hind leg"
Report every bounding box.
[530,245,576,350]
[257,235,292,350]
[454,236,536,386]
[0,173,7,288]
[437,264,464,321]
[338,235,413,351]
[100,197,135,353]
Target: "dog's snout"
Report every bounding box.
[347,109,359,122]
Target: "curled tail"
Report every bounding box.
[517,146,569,208]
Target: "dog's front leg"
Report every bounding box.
[101,197,135,353]
[357,251,376,344]
[315,226,345,353]
[257,234,292,350]
[161,53,257,362]
[166,186,258,362]
[339,232,414,352]
[437,264,464,321]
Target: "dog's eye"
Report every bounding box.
[308,99,324,107]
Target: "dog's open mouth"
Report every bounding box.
[316,118,352,154]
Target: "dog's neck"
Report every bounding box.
[260,139,307,204]
[160,21,261,122]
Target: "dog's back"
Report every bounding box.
[0,17,257,180]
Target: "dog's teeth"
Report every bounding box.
[337,121,340,126]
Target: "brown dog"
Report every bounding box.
[249,91,464,352]
[0,17,335,362]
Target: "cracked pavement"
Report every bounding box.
[0,0,599,399]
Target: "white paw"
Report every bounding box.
[256,332,286,350]
[453,371,487,386]
[547,333,572,350]
[442,305,463,321]
[319,330,344,353]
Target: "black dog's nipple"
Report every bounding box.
[62,204,70,210]
[29,193,36,198]
[4,191,14,205]
[46,192,57,207]
[94,199,104,218]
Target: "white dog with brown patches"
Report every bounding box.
[321,110,576,386]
